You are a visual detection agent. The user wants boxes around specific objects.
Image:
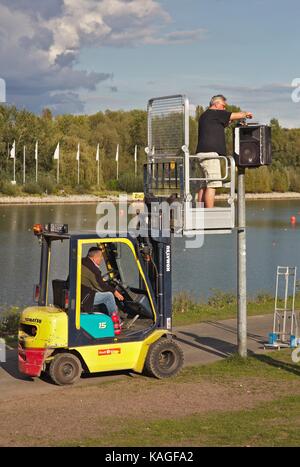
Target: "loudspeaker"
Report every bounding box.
[234,124,272,168]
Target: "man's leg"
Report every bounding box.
[94,291,117,316]
[204,187,216,208]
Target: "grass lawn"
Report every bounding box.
[63,351,300,447]
[173,291,300,326]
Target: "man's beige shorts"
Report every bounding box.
[197,154,223,188]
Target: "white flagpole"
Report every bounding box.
[116,144,119,181]
[53,142,60,184]
[134,145,137,177]
[23,145,26,185]
[35,141,38,183]
[10,141,16,184]
[96,144,100,186]
[76,143,80,185]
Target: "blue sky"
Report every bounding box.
[1,0,299,126]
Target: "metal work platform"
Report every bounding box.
[144,94,236,235]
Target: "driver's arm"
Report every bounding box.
[97,270,124,300]
[114,290,124,301]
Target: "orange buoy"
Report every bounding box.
[290,215,297,225]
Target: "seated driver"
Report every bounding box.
[81,247,124,316]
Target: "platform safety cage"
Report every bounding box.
[146,94,189,159]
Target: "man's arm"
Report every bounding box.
[230,111,253,121]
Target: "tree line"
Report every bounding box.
[0,103,299,195]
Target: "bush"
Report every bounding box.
[207,289,236,308]
[38,176,56,194]
[107,179,119,191]
[271,168,289,192]
[75,183,92,194]
[23,182,43,195]
[173,292,196,314]
[0,307,20,337]
[288,168,300,192]
[0,181,22,196]
[245,167,272,193]
[118,173,143,193]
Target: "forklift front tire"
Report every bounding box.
[144,338,184,379]
[49,352,82,386]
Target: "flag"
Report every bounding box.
[10,141,15,159]
[35,141,38,160]
[76,143,80,161]
[53,142,60,160]
[96,144,100,162]
[134,145,137,162]
[115,144,119,162]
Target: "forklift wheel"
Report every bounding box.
[144,338,184,379]
[49,352,82,386]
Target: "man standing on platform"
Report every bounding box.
[196,95,253,207]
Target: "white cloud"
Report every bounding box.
[0,0,203,113]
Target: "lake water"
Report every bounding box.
[0,200,300,309]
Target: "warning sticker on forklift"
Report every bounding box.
[98,348,121,356]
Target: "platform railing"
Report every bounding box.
[187,153,236,206]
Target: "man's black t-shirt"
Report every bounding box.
[196,109,232,155]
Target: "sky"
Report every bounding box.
[0,0,300,127]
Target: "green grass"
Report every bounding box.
[62,353,300,447]
[172,290,300,326]
[101,396,300,447]
[176,351,300,382]
[90,397,300,447]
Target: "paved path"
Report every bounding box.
[0,314,273,400]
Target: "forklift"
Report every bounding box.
[18,217,183,385]
[18,97,193,386]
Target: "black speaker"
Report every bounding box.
[233,124,272,168]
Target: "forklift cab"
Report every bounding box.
[35,226,157,340]
[18,223,183,385]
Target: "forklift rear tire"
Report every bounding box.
[144,338,184,379]
[49,352,82,386]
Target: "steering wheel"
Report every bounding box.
[101,269,119,281]
[101,269,132,301]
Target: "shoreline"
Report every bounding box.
[0,192,300,205]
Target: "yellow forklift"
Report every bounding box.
[18,216,184,385]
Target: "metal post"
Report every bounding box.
[77,158,80,185]
[237,167,247,357]
[23,145,26,185]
